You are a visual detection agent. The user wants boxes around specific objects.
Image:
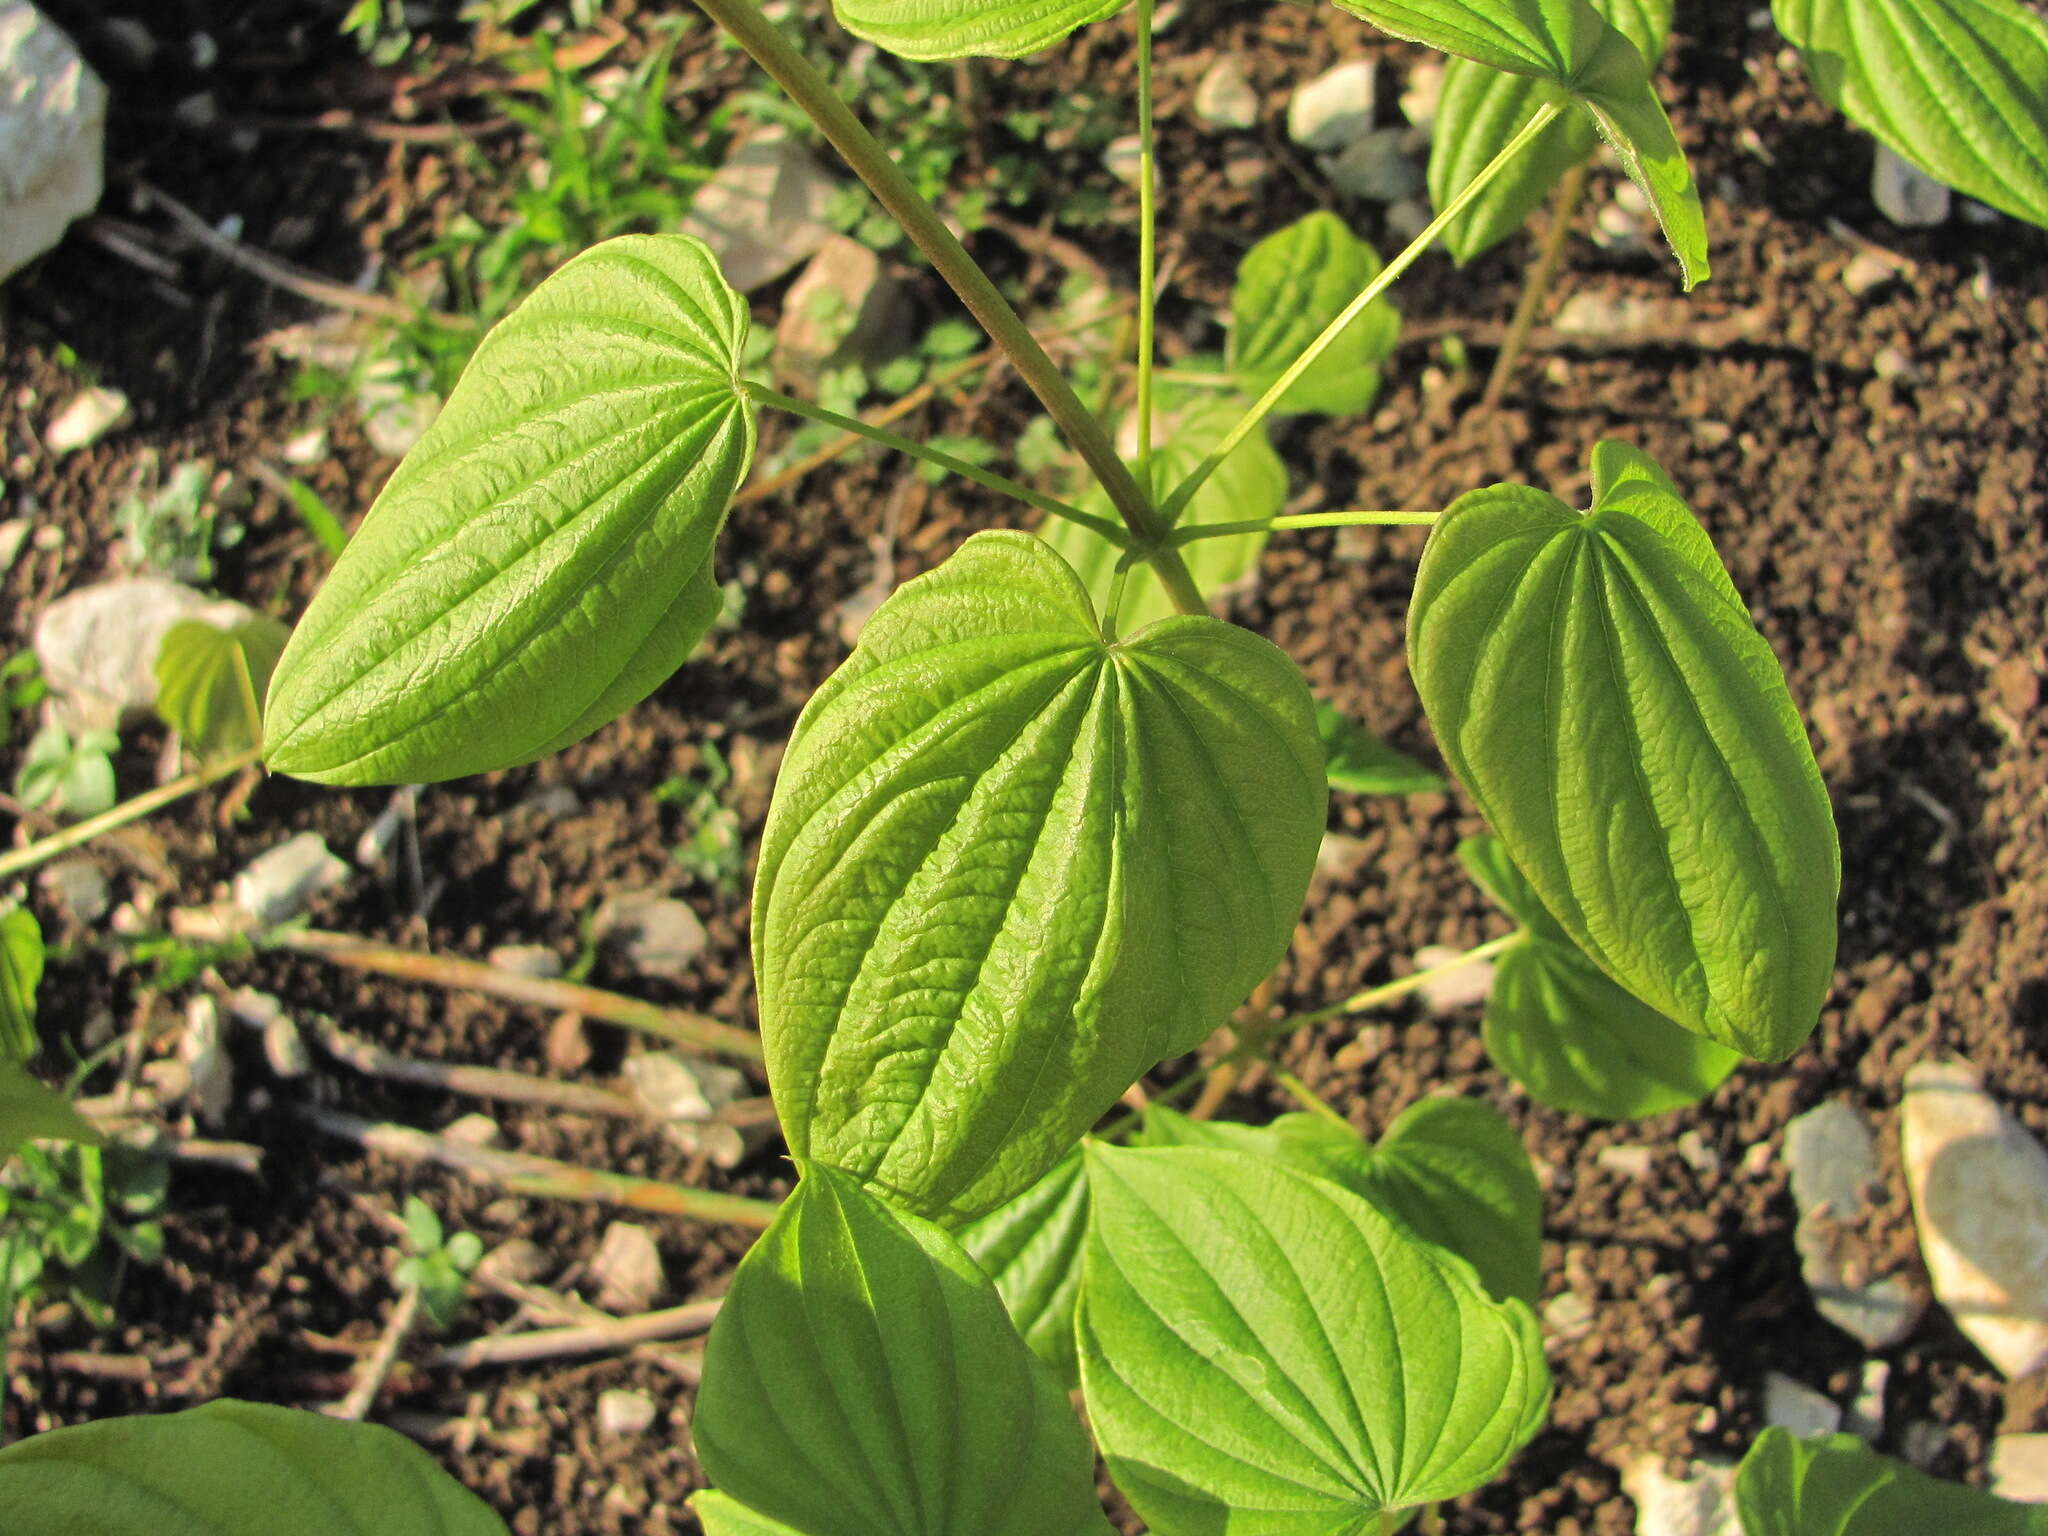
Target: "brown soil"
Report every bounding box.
[3,0,2045,1532]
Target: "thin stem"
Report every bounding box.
[1271,931,1525,1035]
[1134,0,1157,484]
[1271,1064,1350,1128]
[1481,157,1589,411]
[747,383,1125,544]
[691,0,1205,612]
[1159,102,1567,524]
[334,1284,420,1420]
[1172,511,1438,546]
[0,748,260,880]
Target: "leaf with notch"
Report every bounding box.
[0,905,43,1062]
[693,1164,1113,1536]
[1229,211,1401,418]
[1079,1144,1549,1530]
[263,235,755,785]
[1774,0,2048,232]
[754,531,1325,1224]
[1316,698,1443,795]
[833,0,1129,60]
[0,1060,99,1157]
[1736,1428,2048,1536]
[1409,442,1838,1061]
[156,616,291,761]
[958,1145,1090,1385]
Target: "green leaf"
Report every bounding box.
[0,1060,99,1157]
[1079,1144,1549,1529]
[958,1145,1090,1386]
[1228,211,1401,418]
[833,0,1128,59]
[1774,0,2048,231]
[0,1399,508,1536]
[1331,0,1707,285]
[693,1164,1113,1536]
[1736,1428,2048,1536]
[1430,0,1670,262]
[263,234,756,785]
[690,1492,807,1536]
[754,531,1325,1223]
[1462,834,1741,1118]
[1409,444,1838,1061]
[1316,698,1444,795]
[0,904,44,1061]
[155,616,291,761]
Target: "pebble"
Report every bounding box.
[597,1388,657,1439]
[1619,1454,1740,1536]
[1871,145,1951,227]
[1992,1434,2048,1503]
[1902,1420,1948,1471]
[681,128,841,292]
[1763,1372,1842,1438]
[38,857,107,925]
[1399,60,1444,132]
[1872,344,1917,382]
[624,1051,747,1124]
[354,358,438,458]
[1902,1060,2048,1378]
[33,576,253,731]
[589,1221,665,1314]
[1384,197,1431,244]
[0,517,27,575]
[1316,832,1371,880]
[1323,128,1422,203]
[1555,291,1659,337]
[262,1013,309,1079]
[1103,133,1142,187]
[488,944,562,980]
[1411,943,1495,1014]
[181,994,232,1125]
[1845,1359,1888,1442]
[545,1012,592,1074]
[1784,1099,1926,1350]
[595,893,707,980]
[518,784,584,819]
[444,1112,501,1149]
[1543,1291,1595,1345]
[43,385,126,454]
[1288,60,1377,152]
[1598,1144,1657,1182]
[1675,1130,1720,1176]
[232,832,350,926]
[476,1237,548,1287]
[0,3,107,283]
[1194,57,1258,131]
[1842,249,1901,297]
[1221,144,1269,189]
[774,234,908,372]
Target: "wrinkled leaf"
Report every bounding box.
[0,904,43,1061]
[1316,698,1444,795]
[1736,1428,2048,1536]
[1229,211,1401,417]
[1080,1144,1549,1529]
[1775,0,2048,231]
[264,234,755,785]
[0,1060,99,1157]
[694,1164,1113,1536]
[0,1398,506,1536]
[156,616,291,761]
[690,1493,807,1536]
[755,531,1325,1223]
[834,0,1128,60]
[959,1145,1090,1386]
[1409,444,1838,1060]
[1329,0,1707,285]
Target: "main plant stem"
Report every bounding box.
[1134,0,1157,485]
[1159,101,1567,524]
[1480,157,1589,410]
[692,0,1205,613]
[0,747,260,880]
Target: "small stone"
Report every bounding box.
[444,1112,501,1149]
[262,1013,309,1079]
[1845,1359,1888,1442]
[519,784,584,819]
[1288,60,1377,153]
[545,1011,592,1074]
[0,3,107,284]
[44,385,128,453]
[476,1237,548,1287]
[1842,250,1901,296]
[1872,344,1917,382]
[595,893,707,980]
[38,857,107,925]
[1902,1060,2048,1379]
[1902,1420,1948,1471]
[280,426,327,465]
[589,1221,665,1314]
[354,785,414,866]
[1103,133,1143,187]
[1384,198,1431,244]
[1555,291,1659,337]
[1399,60,1444,131]
[489,945,562,980]
[1316,832,1371,880]
[1599,1144,1657,1182]
[33,576,253,731]
[1324,128,1421,203]
[1619,1454,1740,1536]
[1785,1099,1927,1350]
[1411,943,1495,1014]
[232,832,350,925]
[1763,1372,1842,1438]
[775,234,908,373]
[624,1051,747,1124]
[96,17,155,68]
[1544,1291,1595,1344]
[681,129,841,292]
[1675,1129,1720,1175]
[1221,144,1269,189]
[354,358,438,458]
[1871,145,1950,227]
[222,988,283,1031]
[181,994,232,1125]
[597,1388,657,1439]
[1992,1435,2048,1503]
[1961,199,2002,227]
[1194,57,1258,131]
[1991,656,2040,717]
[0,517,28,574]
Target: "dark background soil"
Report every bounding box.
[3,0,2044,1531]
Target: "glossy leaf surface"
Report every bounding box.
[1228,211,1400,418]
[694,1164,1112,1536]
[834,0,1128,60]
[1080,1144,1548,1529]
[1736,1428,2048,1535]
[157,616,290,761]
[1775,0,2048,231]
[0,1059,99,1157]
[0,904,42,1061]
[1409,446,1838,1060]
[0,1399,507,1536]
[755,532,1324,1222]
[264,235,754,785]
[958,1145,1090,1385]
[1316,699,1443,795]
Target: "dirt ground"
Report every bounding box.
[3,0,2045,1531]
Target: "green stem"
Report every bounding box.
[1271,1064,1350,1127]
[691,0,1205,612]
[1481,156,1589,410]
[0,748,261,881]
[1379,1511,1399,1536]
[747,383,1126,543]
[1134,0,1157,485]
[1271,931,1525,1035]
[1159,102,1567,525]
[1172,511,1437,546]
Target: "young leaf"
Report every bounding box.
[1409,445,1839,1061]
[690,1492,807,1536]
[833,0,1128,60]
[1316,698,1444,795]
[1736,1428,2048,1536]
[754,531,1325,1223]
[693,1164,1113,1536]
[0,1399,508,1536]
[958,1145,1090,1386]
[264,234,756,785]
[1079,1144,1550,1528]
[155,616,291,761]
[1329,0,1707,285]
[0,904,44,1061]
[1228,211,1401,418]
[0,1060,100,1157]
[1774,0,2048,232]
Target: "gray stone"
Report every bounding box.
[1194,57,1258,131]
[38,857,107,925]
[0,4,105,283]
[444,1112,501,1148]
[1620,1454,1740,1536]
[775,234,908,373]
[1763,1372,1842,1438]
[33,576,252,732]
[232,832,350,925]
[1845,1360,1888,1442]
[1399,60,1445,132]
[1324,128,1422,203]
[181,994,232,1126]
[1288,60,1377,153]
[624,1051,747,1124]
[1991,1435,2048,1504]
[44,385,126,453]
[1785,1099,1927,1350]
[1103,133,1142,187]
[681,129,841,293]
[476,1237,548,1287]
[1544,1291,1595,1345]
[589,1220,665,1314]
[1871,145,1950,227]
[1411,943,1495,1014]
[488,944,562,980]
[1842,250,1902,297]
[596,893,707,980]
[1555,291,1660,337]
[597,1388,657,1438]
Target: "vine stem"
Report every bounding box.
[1158,101,1567,525]
[1134,0,1157,485]
[1172,510,1437,545]
[746,383,1126,543]
[0,747,260,881]
[1269,931,1525,1035]
[1481,157,1589,410]
[690,0,1205,614]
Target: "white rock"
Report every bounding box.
[597,1388,657,1438]
[32,576,252,731]
[488,944,562,980]
[1845,1359,1888,1442]
[1902,1060,2048,1378]
[1872,344,1916,382]
[1544,1290,1595,1345]
[1784,1099,1926,1350]
[1323,128,1422,203]
[681,129,841,293]
[38,857,107,924]
[181,994,232,1126]
[1411,943,1495,1014]
[232,832,350,925]
[625,1051,747,1124]
[1620,1454,1740,1536]
[443,1112,501,1148]
[1598,1144,1657,1182]
[1992,1434,2048,1503]
[1676,1129,1721,1176]
[261,1012,309,1079]
[1871,145,1950,227]
[44,385,127,453]
[1384,198,1431,244]
[0,517,28,574]
[354,785,414,866]
[1842,250,1901,297]
[1399,60,1444,132]
[1555,291,1660,337]
[1194,57,1258,131]
[1288,60,1377,153]
[590,1220,665,1314]
[476,1237,547,1287]
[0,4,106,284]
[776,234,907,371]
[596,893,707,980]
[354,358,438,458]
[1103,133,1143,187]
[1763,1372,1841,1438]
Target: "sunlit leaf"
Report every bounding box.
[0,905,43,1062]
[959,1145,1090,1385]
[1316,699,1443,795]
[155,616,291,761]
[0,1061,98,1158]
[834,0,1129,60]
[690,1493,806,1536]
[1736,1428,2048,1535]
[1229,211,1401,418]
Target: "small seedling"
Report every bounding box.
[393,1196,483,1330]
[15,725,119,820]
[654,744,745,891]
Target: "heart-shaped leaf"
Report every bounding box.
[156,616,291,762]
[1774,0,2048,231]
[0,905,43,1062]
[834,0,1129,60]
[1079,1144,1549,1529]
[0,1060,99,1157]
[1409,443,1838,1061]
[694,1164,1113,1536]
[1736,1428,2048,1535]
[1462,834,1741,1119]
[1329,0,1707,285]
[264,234,755,785]
[755,531,1325,1223]
[1229,211,1401,418]
[959,1145,1090,1385]
[1317,699,1444,795]
[0,1399,507,1536]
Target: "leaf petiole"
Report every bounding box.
[1171,511,1439,546]
[1270,930,1527,1036]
